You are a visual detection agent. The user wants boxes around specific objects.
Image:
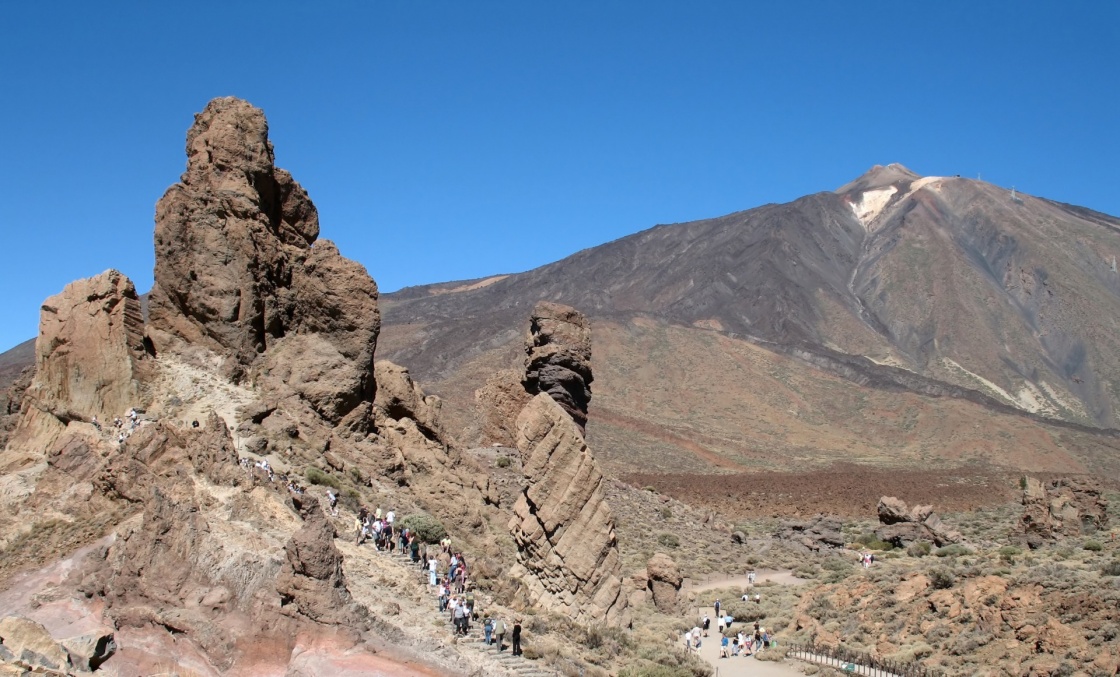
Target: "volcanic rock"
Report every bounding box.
[874,496,960,547]
[645,553,682,614]
[523,302,593,434]
[474,368,532,447]
[0,616,73,674]
[773,515,845,553]
[508,393,627,626]
[148,98,379,421]
[9,270,150,454]
[276,497,364,626]
[373,360,442,439]
[1018,477,1110,548]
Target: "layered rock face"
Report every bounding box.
[773,515,845,553]
[509,393,627,626]
[874,496,961,548]
[148,97,379,425]
[374,360,442,439]
[1018,477,1110,548]
[474,368,531,447]
[8,270,150,456]
[523,301,593,434]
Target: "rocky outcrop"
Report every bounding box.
[276,497,365,626]
[773,515,845,553]
[645,553,682,614]
[1018,477,1110,548]
[0,367,32,449]
[874,496,961,547]
[373,361,442,439]
[508,393,627,626]
[474,368,531,447]
[8,271,150,454]
[148,97,379,424]
[523,302,593,434]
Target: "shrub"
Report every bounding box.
[998,545,1022,563]
[657,533,680,549]
[1101,561,1120,577]
[660,507,673,520]
[907,541,932,557]
[643,486,657,493]
[398,513,447,544]
[935,544,972,558]
[1084,540,1104,552]
[930,568,956,589]
[495,455,512,468]
[305,467,341,490]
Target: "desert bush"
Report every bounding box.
[657,533,680,549]
[305,467,341,489]
[930,568,956,589]
[1084,540,1104,552]
[398,513,447,544]
[907,541,932,557]
[643,486,657,493]
[1101,561,1120,576]
[998,545,1022,563]
[935,544,972,558]
[660,506,673,519]
[495,455,512,468]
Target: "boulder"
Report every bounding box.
[508,394,628,626]
[0,616,72,673]
[873,496,961,547]
[523,302,593,434]
[774,515,845,553]
[276,498,364,626]
[646,554,682,614]
[474,368,532,447]
[373,361,442,438]
[1018,477,1110,548]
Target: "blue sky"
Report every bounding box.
[1,2,1117,352]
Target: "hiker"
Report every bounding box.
[438,582,449,611]
[453,599,468,635]
[723,613,734,630]
[493,617,506,651]
[747,570,756,586]
[91,416,101,431]
[754,593,760,604]
[720,634,730,658]
[326,490,338,516]
[483,617,494,645]
[512,618,522,656]
[702,614,710,636]
[714,598,721,618]
[428,557,438,586]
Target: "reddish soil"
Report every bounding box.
[621,464,1111,519]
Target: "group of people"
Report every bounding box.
[355,506,402,551]
[90,407,144,445]
[482,616,522,655]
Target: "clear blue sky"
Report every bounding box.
[1,2,1117,352]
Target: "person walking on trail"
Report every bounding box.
[702,614,710,636]
[720,634,730,658]
[512,618,522,656]
[714,598,721,618]
[493,618,506,651]
[747,570,756,586]
[483,617,493,646]
[428,557,438,586]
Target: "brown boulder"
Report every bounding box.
[645,553,682,614]
[276,497,364,626]
[474,368,532,447]
[0,616,73,674]
[1018,477,1109,548]
[874,496,960,547]
[373,361,442,438]
[774,515,845,552]
[508,394,627,626]
[523,301,593,434]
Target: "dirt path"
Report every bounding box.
[688,570,809,593]
[689,603,806,677]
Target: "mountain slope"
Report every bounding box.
[379,165,1120,473]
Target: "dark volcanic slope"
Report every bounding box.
[382,165,1120,432]
[0,339,33,391]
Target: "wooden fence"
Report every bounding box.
[785,640,937,677]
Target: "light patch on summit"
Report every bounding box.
[850,187,897,229]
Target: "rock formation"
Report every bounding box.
[645,553,682,614]
[374,360,442,439]
[508,393,627,626]
[773,515,845,553]
[1018,477,1110,548]
[474,368,531,447]
[8,270,150,455]
[523,301,593,434]
[874,496,961,548]
[147,97,379,425]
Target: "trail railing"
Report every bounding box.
[785,641,937,677]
